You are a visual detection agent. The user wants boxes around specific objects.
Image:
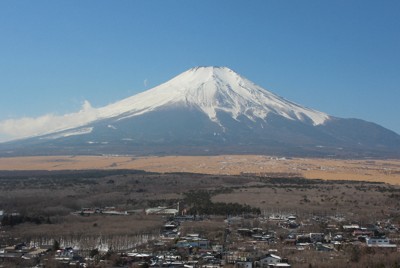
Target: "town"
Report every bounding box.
[1,170,400,267]
[1,202,400,267]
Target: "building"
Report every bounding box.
[259,254,282,267]
[235,261,253,268]
[145,206,179,216]
[366,237,396,248]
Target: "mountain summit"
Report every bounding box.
[96,66,329,126]
[1,66,400,157]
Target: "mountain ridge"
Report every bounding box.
[1,66,399,158]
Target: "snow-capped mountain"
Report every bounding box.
[95,66,329,126]
[1,66,400,157]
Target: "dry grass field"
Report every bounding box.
[0,155,399,184]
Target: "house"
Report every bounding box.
[366,237,396,248]
[176,234,210,249]
[315,243,334,252]
[342,224,360,231]
[212,244,224,253]
[238,228,253,237]
[235,260,253,268]
[145,206,179,216]
[353,230,373,237]
[176,238,209,249]
[296,234,311,244]
[54,248,78,262]
[309,233,325,243]
[259,254,282,267]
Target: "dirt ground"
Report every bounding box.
[0,155,399,184]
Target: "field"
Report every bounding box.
[0,155,399,184]
[1,156,400,267]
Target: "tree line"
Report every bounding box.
[183,190,260,216]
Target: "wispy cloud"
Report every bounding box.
[0,101,99,142]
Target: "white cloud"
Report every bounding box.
[0,100,99,142]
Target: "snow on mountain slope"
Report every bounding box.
[3,66,400,158]
[41,127,94,140]
[0,66,331,142]
[96,66,330,126]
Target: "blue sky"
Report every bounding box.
[0,0,399,141]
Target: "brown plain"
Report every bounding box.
[0,155,399,185]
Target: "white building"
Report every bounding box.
[366,237,396,248]
[259,254,281,267]
[145,206,178,215]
